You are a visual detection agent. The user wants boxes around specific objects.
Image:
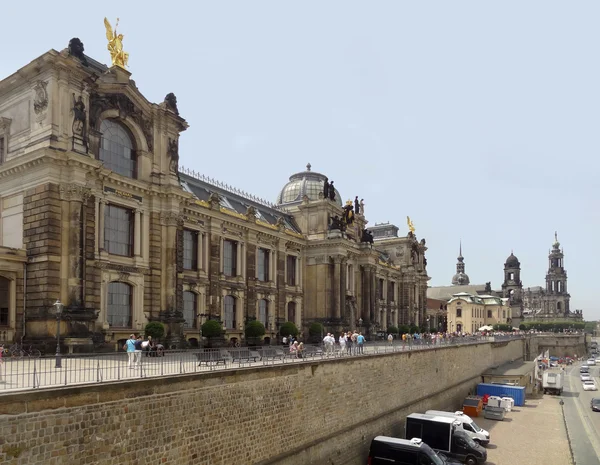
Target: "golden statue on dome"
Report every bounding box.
[104,17,129,68]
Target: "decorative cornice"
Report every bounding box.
[160,211,184,226]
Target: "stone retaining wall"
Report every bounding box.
[0,339,524,465]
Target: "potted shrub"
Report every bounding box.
[245,320,266,347]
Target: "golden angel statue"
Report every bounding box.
[104,17,129,68]
[407,216,415,234]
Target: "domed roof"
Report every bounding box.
[452,272,470,286]
[505,252,520,268]
[276,163,342,207]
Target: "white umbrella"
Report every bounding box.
[478,325,494,331]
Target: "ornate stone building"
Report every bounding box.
[0,37,429,349]
[446,293,511,335]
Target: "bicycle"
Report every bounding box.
[7,344,42,358]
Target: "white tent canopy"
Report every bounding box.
[478,325,494,331]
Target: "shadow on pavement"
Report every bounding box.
[486,444,498,450]
[561,391,580,398]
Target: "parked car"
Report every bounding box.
[581,373,592,382]
[591,398,600,412]
[587,359,596,366]
[580,365,590,374]
[583,381,598,392]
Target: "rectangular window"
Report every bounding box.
[0,277,9,326]
[257,248,270,282]
[183,230,198,270]
[104,205,133,256]
[388,281,395,302]
[0,137,4,164]
[456,308,462,318]
[487,309,492,318]
[378,279,384,300]
[223,240,237,277]
[286,255,297,286]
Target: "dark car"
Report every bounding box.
[591,398,600,412]
[367,436,463,465]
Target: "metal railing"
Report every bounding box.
[0,335,524,393]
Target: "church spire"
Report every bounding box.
[452,240,470,285]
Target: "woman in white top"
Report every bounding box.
[339,333,347,353]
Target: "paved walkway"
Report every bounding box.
[0,336,520,393]
[475,396,572,465]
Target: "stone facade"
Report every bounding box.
[0,39,428,348]
[0,339,525,465]
[446,292,511,334]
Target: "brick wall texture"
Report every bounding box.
[0,340,524,465]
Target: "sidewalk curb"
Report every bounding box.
[561,397,577,465]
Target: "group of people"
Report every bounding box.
[326,331,367,355]
[123,334,164,368]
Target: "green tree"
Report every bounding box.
[245,320,266,339]
[144,321,165,340]
[398,324,410,335]
[309,322,324,338]
[201,320,223,339]
[387,325,399,335]
[280,322,299,337]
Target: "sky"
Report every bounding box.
[3,1,600,319]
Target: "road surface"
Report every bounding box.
[562,361,600,465]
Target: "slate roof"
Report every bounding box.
[427,284,489,302]
[179,170,302,234]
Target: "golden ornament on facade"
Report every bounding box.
[103,17,129,68]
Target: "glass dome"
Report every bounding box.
[277,163,342,206]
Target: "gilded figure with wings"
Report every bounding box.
[104,18,129,68]
[407,216,415,234]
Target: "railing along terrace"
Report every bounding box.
[0,334,524,393]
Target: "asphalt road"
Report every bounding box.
[562,361,600,465]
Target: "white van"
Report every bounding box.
[425,410,490,445]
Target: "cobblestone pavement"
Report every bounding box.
[475,396,572,465]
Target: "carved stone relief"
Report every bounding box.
[33,80,48,125]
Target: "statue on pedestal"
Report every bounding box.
[329,181,336,201]
[361,229,374,244]
[323,177,329,199]
[342,200,355,225]
[354,196,360,215]
[328,215,344,231]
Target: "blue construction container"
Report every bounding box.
[476,383,525,406]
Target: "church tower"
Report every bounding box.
[451,242,470,285]
[544,232,570,315]
[502,251,523,324]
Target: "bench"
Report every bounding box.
[258,347,285,361]
[229,348,261,363]
[195,349,231,366]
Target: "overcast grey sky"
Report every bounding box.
[3,1,599,319]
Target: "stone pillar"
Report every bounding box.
[197,232,203,271]
[161,212,180,311]
[332,256,342,319]
[339,257,347,324]
[60,184,90,308]
[296,299,302,329]
[236,241,242,276]
[219,237,224,273]
[134,210,141,257]
[98,200,106,251]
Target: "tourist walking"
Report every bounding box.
[124,334,136,368]
[357,333,365,354]
[133,335,143,367]
[339,332,346,354]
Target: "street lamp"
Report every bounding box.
[53,299,64,368]
[358,318,363,332]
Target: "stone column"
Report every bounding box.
[134,210,141,257]
[296,256,301,287]
[98,200,106,251]
[236,241,242,276]
[332,256,342,319]
[197,233,203,271]
[296,299,302,329]
[60,184,90,308]
[219,237,224,273]
[161,212,180,311]
[339,257,347,324]
[236,294,244,331]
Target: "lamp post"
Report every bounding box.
[53,299,64,368]
[358,318,363,333]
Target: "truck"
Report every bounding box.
[405,413,487,465]
[542,371,564,395]
[425,410,490,445]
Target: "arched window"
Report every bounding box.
[224,295,236,329]
[0,277,10,326]
[258,299,268,327]
[183,291,197,328]
[107,282,132,327]
[557,301,562,311]
[99,119,137,178]
[287,301,296,323]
